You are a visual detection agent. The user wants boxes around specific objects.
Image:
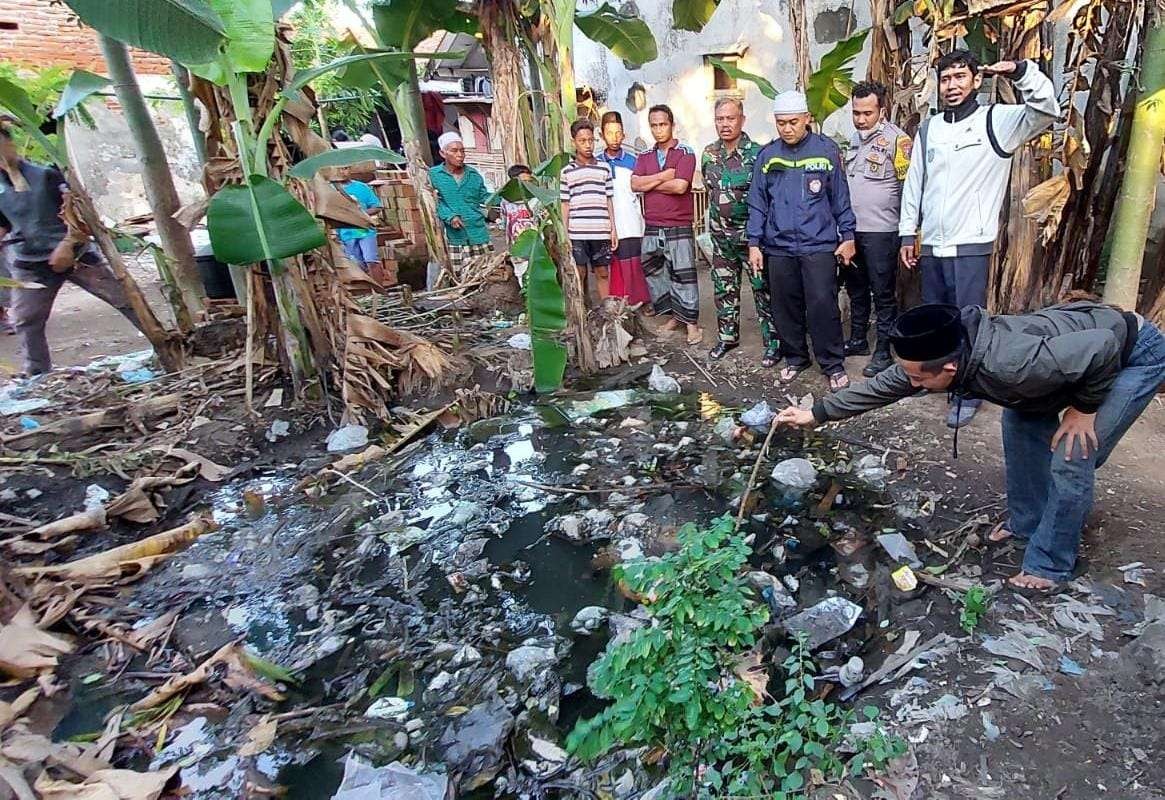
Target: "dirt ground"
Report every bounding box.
[654,269,1165,799]
[3,263,1164,798]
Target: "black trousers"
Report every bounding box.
[843,231,899,354]
[767,252,845,375]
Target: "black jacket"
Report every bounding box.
[814,302,1141,423]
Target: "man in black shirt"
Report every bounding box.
[0,125,141,375]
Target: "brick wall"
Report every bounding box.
[372,170,430,264]
[0,0,172,75]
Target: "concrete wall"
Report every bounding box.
[0,0,172,75]
[65,87,204,226]
[573,0,870,156]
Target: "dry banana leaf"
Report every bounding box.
[24,509,107,541]
[1,732,110,779]
[0,688,39,732]
[13,517,217,581]
[131,642,287,711]
[33,765,178,800]
[0,606,74,679]
[236,715,277,757]
[149,448,232,482]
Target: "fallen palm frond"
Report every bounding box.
[13,516,217,581]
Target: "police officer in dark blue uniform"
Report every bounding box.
[747,90,858,393]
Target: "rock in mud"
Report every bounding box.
[571,606,610,635]
[437,694,515,791]
[617,512,658,539]
[770,458,818,490]
[506,644,558,681]
[1123,621,1165,685]
[550,509,615,543]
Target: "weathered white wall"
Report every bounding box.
[64,77,204,227]
[573,0,871,155]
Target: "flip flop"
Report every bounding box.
[779,365,808,383]
[686,328,704,346]
[987,520,1020,552]
[828,372,850,393]
[1007,558,1089,597]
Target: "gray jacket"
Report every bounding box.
[814,302,1141,423]
[0,161,69,264]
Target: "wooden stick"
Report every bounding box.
[684,351,717,387]
[245,266,255,415]
[735,416,781,529]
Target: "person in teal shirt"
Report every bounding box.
[335,172,383,275]
[430,132,493,275]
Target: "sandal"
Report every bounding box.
[779,365,808,383]
[987,520,1021,551]
[1007,558,1089,597]
[828,372,850,392]
[761,346,781,368]
[686,328,704,346]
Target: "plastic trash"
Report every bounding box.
[558,389,640,422]
[507,333,532,350]
[740,400,775,430]
[981,712,1001,741]
[18,416,39,430]
[326,424,369,452]
[364,696,411,721]
[332,753,447,800]
[84,484,110,512]
[266,419,291,443]
[781,596,863,650]
[0,397,50,416]
[892,565,919,592]
[877,532,923,568]
[119,367,158,383]
[1058,655,1086,676]
[648,364,681,393]
[712,415,738,442]
[854,453,891,486]
[838,656,865,687]
[770,458,818,490]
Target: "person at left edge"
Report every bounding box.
[748,90,857,393]
[431,131,493,277]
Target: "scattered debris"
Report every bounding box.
[327,424,370,452]
[876,532,923,568]
[647,364,681,393]
[780,597,862,650]
[770,458,818,490]
[331,753,447,800]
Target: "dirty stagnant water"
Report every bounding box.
[49,389,940,799]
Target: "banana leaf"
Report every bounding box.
[52,70,111,119]
[511,229,567,393]
[575,3,658,66]
[285,51,440,96]
[534,152,571,179]
[672,0,721,32]
[806,29,870,123]
[0,78,66,164]
[207,175,327,265]
[708,58,776,100]
[287,146,404,179]
[188,0,276,84]
[63,0,227,65]
[371,0,478,50]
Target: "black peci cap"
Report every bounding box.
[889,304,964,362]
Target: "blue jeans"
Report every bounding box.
[1002,322,1165,580]
[342,234,379,269]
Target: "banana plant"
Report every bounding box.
[62,0,422,387]
[486,153,571,392]
[710,30,870,123]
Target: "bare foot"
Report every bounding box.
[1008,572,1056,591]
[661,316,684,331]
[685,325,702,345]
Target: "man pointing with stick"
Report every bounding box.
[776,301,1165,595]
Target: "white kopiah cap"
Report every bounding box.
[772,90,809,115]
[437,131,463,151]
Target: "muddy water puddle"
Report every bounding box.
[47,389,936,798]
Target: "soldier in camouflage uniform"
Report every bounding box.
[701,98,779,365]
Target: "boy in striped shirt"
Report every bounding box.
[560,119,618,299]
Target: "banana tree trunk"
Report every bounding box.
[267,258,315,388]
[68,175,184,372]
[1103,5,1165,308]
[481,0,528,167]
[170,62,207,166]
[789,0,811,92]
[388,74,448,273]
[540,0,577,149]
[99,35,206,325]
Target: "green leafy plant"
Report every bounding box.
[805,28,871,122]
[574,3,658,66]
[567,515,905,797]
[959,585,990,634]
[708,57,777,99]
[672,0,722,32]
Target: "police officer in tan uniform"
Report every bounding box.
[843,81,911,376]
